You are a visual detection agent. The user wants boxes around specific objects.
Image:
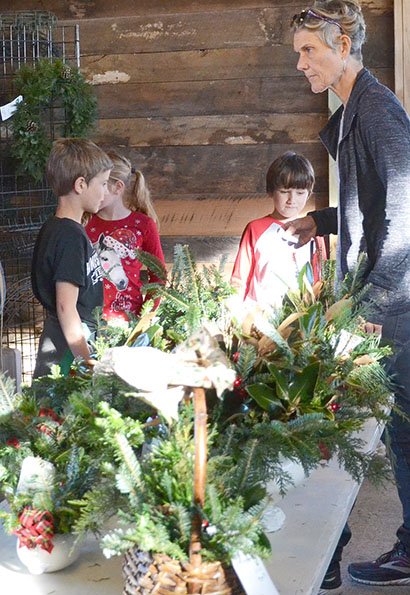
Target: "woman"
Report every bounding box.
[289,0,410,590]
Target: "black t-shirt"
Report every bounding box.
[32,216,103,329]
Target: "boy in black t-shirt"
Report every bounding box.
[32,138,112,377]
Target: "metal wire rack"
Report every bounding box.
[0,11,81,383]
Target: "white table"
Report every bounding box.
[0,418,384,595]
[264,417,385,595]
[0,528,123,595]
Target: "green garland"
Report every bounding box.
[11,59,97,182]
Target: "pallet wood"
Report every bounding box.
[395,0,410,110]
[93,113,328,147]
[67,10,393,56]
[93,77,326,119]
[108,144,328,196]
[3,0,393,19]
[82,37,392,88]
[155,192,326,237]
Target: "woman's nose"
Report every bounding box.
[297,55,307,71]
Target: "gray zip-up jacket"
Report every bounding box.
[311,68,410,324]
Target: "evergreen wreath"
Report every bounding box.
[10,58,97,182]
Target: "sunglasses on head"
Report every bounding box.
[291,8,344,33]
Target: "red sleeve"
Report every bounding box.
[231,223,256,301]
[141,217,165,309]
[312,236,328,282]
[141,217,165,284]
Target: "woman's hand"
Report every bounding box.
[363,321,383,335]
[283,215,317,247]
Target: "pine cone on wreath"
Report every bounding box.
[61,64,72,79]
[26,121,39,133]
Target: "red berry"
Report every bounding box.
[329,402,341,412]
[37,424,54,437]
[6,437,20,448]
[232,352,240,363]
[318,441,331,460]
[38,408,62,424]
[233,377,242,389]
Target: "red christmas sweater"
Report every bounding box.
[231,216,326,309]
[86,211,165,321]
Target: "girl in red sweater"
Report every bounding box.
[86,152,165,322]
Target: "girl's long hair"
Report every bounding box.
[107,151,159,226]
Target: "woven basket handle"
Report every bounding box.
[189,387,207,570]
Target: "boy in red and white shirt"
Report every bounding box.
[231,151,326,311]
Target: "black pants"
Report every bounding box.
[330,523,352,564]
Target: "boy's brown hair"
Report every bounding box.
[266,151,315,194]
[46,138,113,197]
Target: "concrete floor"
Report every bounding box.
[340,470,409,595]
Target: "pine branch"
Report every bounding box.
[70,482,121,536]
[133,249,167,281]
[0,372,18,415]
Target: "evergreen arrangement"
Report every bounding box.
[214,259,393,488]
[0,369,149,551]
[0,245,395,582]
[129,244,234,350]
[10,58,97,181]
[97,402,269,563]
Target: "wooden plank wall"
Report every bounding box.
[4,0,394,267]
[395,0,410,111]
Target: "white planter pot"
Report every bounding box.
[16,533,82,574]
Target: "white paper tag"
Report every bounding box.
[231,552,280,594]
[0,95,23,121]
[333,329,364,356]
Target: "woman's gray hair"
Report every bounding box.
[292,1,366,61]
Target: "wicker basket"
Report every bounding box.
[122,387,245,595]
[122,549,245,594]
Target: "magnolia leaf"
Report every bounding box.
[266,365,289,400]
[254,320,293,362]
[277,312,303,336]
[297,262,314,298]
[258,335,277,357]
[325,296,352,322]
[299,302,324,336]
[353,354,375,366]
[246,383,282,411]
[288,362,320,403]
[312,280,323,298]
[125,311,157,346]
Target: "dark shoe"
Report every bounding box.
[348,542,410,586]
[318,561,342,593]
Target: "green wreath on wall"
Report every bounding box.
[10,59,97,182]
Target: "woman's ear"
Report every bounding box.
[340,34,352,60]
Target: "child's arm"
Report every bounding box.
[55,281,93,365]
[142,218,166,309]
[231,224,255,300]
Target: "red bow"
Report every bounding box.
[13,507,55,552]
